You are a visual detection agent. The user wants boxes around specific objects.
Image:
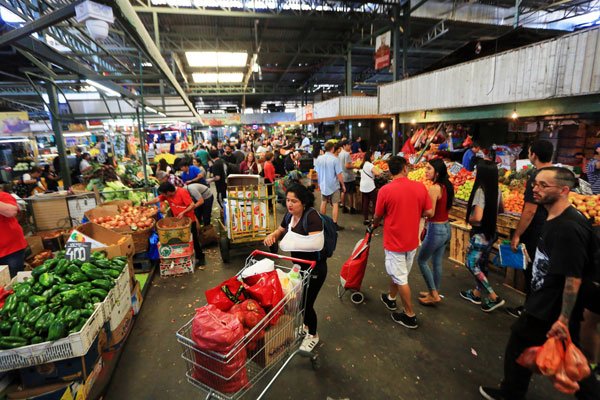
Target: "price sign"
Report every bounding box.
[448,162,463,176]
[65,242,91,262]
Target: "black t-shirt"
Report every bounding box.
[222,153,236,164]
[525,206,591,322]
[521,169,548,249]
[272,151,285,176]
[280,208,323,264]
[212,159,227,191]
[284,155,296,173]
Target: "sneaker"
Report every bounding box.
[335,224,345,231]
[505,305,524,318]
[299,334,319,352]
[479,386,506,400]
[481,297,506,313]
[363,219,371,226]
[350,208,358,215]
[342,206,349,214]
[296,325,309,337]
[391,312,418,329]
[380,293,397,311]
[460,289,482,305]
[195,255,206,267]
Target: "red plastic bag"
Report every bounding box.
[516,346,542,373]
[191,305,248,393]
[564,338,591,382]
[536,336,564,376]
[244,271,284,325]
[552,362,580,395]
[205,277,247,312]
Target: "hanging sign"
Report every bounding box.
[305,104,314,121]
[0,112,30,134]
[375,31,391,70]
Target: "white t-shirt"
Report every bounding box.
[79,159,91,171]
[360,161,376,193]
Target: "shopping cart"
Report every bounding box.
[176,250,319,400]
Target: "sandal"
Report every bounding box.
[419,291,430,298]
[419,295,442,306]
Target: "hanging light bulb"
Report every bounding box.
[511,109,519,119]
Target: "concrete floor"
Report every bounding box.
[105,201,570,400]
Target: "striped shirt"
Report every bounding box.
[586,159,600,194]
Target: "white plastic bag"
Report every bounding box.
[240,258,275,279]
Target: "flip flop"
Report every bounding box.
[419,296,442,306]
[419,291,430,298]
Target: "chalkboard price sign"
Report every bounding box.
[65,242,92,262]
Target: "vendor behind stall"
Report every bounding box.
[13,166,43,198]
[0,185,27,277]
[144,182,205,267]
[462,142,481,172]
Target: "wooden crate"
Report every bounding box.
[449,221,470,266]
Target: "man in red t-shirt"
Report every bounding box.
[144,182,205,266]
[0,189,28,277]
[373,156,433,329]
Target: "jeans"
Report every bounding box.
[417,222,450,292]
[464,232,497,295]
[361,189,377,221]
[0,249,25,278]
[501,313,600,399]
[194,196,214,226]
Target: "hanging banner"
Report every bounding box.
[375,31,391,70]
[0,112,30,134]
[201,114,242,127]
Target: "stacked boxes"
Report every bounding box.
[158,224,194,277]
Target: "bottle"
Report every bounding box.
[289,264,301,281]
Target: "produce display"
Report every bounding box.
[407,166,432,189]
[350,153,364,169]
[117,163,157,189]
[569,192,600,225]
[13,162,35,172]
[90,205,157,231]
[372,159,389,172]
[84,163,119,190]
[101,181,154,205]
[27,250,54,268]
[0,252,127,348]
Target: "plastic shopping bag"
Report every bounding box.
[516,346,541,373]
[244,271,284,325]
[191,305,248,393]
[205,277,247,312]
[499,243,527,270]
[536,336,564,376]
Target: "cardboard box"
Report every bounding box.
[25,236,44,255]
[159,255,193,277]
[67,223,134,259]
[108,309,133,348]
[108,280,133,331]
[158,241,193,259]
[18,335,100,389]
[0,266,10,288]
[253,315,294,368]
[83,205,118,222]
[131,280,143,315]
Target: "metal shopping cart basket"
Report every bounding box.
[176,250,319,400]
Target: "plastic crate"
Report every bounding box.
[158,241,194,259]
[99,266,130,324]
[159,255,193,277]
[0,303,104,371]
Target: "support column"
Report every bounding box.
[402,1,411,78]
[46,82,71,189]
[345,45,352,96]
[138,52,149,187]
[514,0,521,28]
[392,115,398,155]
[392,6,400,82]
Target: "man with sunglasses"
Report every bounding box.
[480,167,600,400]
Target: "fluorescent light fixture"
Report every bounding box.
[63,132,91,137]
[84,79,121,97]
[159,112,167,117]
[141,62,153,67]
[0,6,24,23]
[185,51,248,67]
[0,137,29,143]
[192,73,244,83]
[145,106,158,114]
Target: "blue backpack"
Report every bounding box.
[283,208,337,259]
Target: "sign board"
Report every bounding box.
[375,31,391,70]
[448,162,464,175]
[304,104,314,121]
[0,112,30,134]
[65,242,92,262]
[67,195,98,225]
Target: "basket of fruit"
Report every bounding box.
[89,205,157,253]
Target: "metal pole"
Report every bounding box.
[345,45,352,95]
[392,6,400,82]
[392,115,398,155]
[402,1,411,78]
[138,52,149,187]
[46,82,71,189]
[514,0,521,28]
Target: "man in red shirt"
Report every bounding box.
[373,156,433,329]
[0,189,28,277]
[144,182,205,266]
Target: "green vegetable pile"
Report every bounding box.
[101,180,155,206]
[0,252,127,349]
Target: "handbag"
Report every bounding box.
[199,224,218,246]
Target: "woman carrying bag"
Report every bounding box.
[264,184,326,353]
[459,159,505,312]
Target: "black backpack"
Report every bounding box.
[283,208,337,259]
